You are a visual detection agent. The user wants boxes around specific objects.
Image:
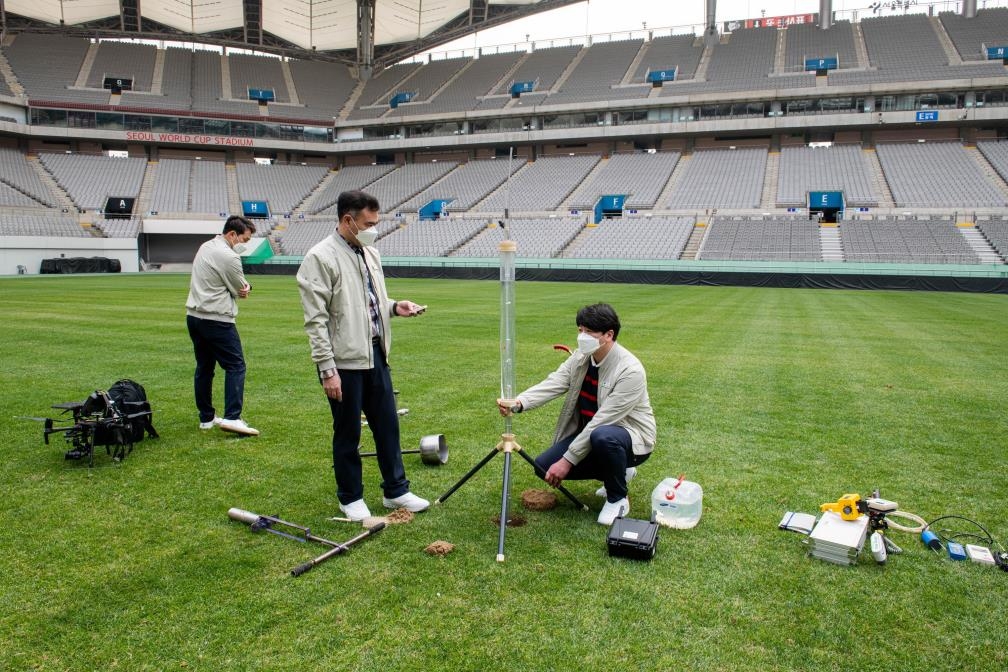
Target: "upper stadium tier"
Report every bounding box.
[1,8,1008,132]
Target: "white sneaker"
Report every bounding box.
[597,498,629,526]
[218,418,259,436]
[339,499,372,521]
[595,467,637,498]
[199,417,222,430]
[382,492,430,512]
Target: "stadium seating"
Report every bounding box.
[632,34,703,82]
[5,34,110,104]
[364,161,460,212]
[399,158,527,212]
[488,45,580,96]
[122,46,192,110]
[422,51,524,114]
[4,13,1008,272]
[375,218,487,256]
[307,164,398,214]
[875,142,1007,208]
[235,163,328,214]
[475,155,600,212]
[567,152,680,210]
[829,13,1003,85]
[777,144,877,207]
[840,216,979,264]
[699,216,822,261]
[564,216,694,260]
[975,216,1008,258]
[0,148,57,207]
[150,159,229,215]
[37,153,146,211]
[976,140,1008,183]
[784,21,859,70]
[0,212,89,237]
[665,148,767,209]
[348,62,423,119]
[452,217,583,258]
[543,39,649,105]
[86,42,157,92]
[229,53,289,103]
[278,60,357,121]
[939,7,1008,61]
[94,217,142,238]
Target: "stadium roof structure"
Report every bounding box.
[0,0,582,70]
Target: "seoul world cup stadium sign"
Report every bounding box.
[125,131,254,147]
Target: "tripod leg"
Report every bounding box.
[513,448,589,511]
[497,450,513,562]
[435,446,499,504]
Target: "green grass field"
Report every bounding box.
[2,274,1007,671]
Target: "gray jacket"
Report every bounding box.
[297,233,398,372]
[185,235,247,323]
[516,342,656,465]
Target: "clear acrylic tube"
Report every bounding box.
[499,239,517,434]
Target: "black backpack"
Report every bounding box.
[106,379,158,443]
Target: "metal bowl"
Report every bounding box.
[418,434,448,465]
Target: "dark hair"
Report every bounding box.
[576,303,621,340]
[337,190,381,220]
[223,215,256,236]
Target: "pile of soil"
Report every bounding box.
[491,514,527,527]
[424,540,455,556]
[521,488,558,511]
[386,508,415,524]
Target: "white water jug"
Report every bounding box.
[650,476,703,529]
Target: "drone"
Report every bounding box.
[32,389,156,467]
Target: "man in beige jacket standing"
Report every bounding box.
[297,190,429,521]
[185,215,259,436]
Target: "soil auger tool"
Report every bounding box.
[228,507,385,577]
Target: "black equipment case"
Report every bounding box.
[606,516,659,560]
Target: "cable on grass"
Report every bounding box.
[884,509,928,534]
[925,514,1005,551]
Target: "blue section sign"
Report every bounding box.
[510,81,536,96]
[985,45,1008,60]
[248,88,275,102]
[915,110,939,123]
[645,68,677,83]
[241,200,270,218]
[804,57,838,72]
[594,194,626,224]
[808,191,844,210]
[389,92,414,108]
[419,199,453,221]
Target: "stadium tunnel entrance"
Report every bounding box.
[808,190,845,223]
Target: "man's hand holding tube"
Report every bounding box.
[496,398,521,416]
[495,397,569,486]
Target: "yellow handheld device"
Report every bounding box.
[820,493,864,521]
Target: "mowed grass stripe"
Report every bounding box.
[1,275,1006,671]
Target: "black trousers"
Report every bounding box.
[186,315,246,422]
[327,341,409,505]
[533,425,649,503]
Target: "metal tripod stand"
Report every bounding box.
[434,236,586,561]
[434,429,588,561]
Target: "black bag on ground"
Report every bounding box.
[106,379,158,442]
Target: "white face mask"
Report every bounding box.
[576,332,601,356]
[232,243,247,255]
[351,217,378,247]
